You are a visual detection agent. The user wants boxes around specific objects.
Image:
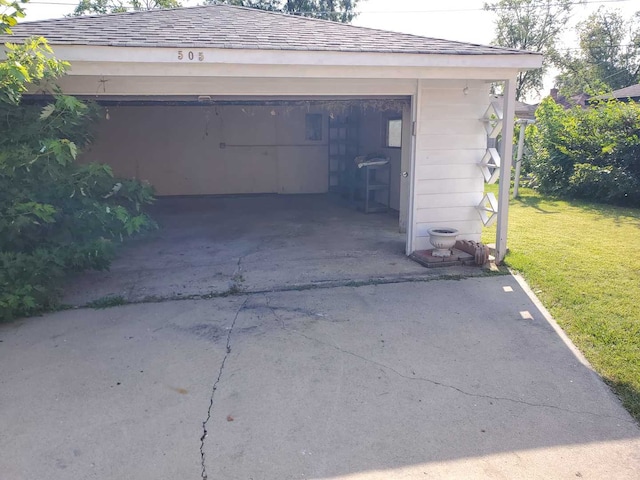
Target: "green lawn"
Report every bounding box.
[482,185,640,422]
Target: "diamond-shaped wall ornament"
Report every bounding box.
[479,147,501,184]
[477,193,498,227]
[480,102,503,138]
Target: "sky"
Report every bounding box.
[17,0,640,101]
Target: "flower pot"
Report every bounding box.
[428,227,459,257]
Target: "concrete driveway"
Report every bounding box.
[61,195,476,306]
[1,275,639,479]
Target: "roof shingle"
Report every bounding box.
[608,84,640,100]
[2,4,535,56]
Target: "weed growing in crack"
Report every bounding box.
[86,295,127,309]
[231,273,245,284]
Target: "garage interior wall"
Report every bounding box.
[82,103,402,208]
[83,104,329,195]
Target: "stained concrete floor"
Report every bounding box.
[62,195,476,306]
[1,277,639,479]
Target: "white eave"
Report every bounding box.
[48,45,543,79]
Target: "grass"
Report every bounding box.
[482,184,640,422]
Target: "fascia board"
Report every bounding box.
[64,61,526,81]
[47,45,543,71]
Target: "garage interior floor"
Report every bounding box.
[62,194,481,306]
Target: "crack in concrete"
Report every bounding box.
[291,330,635,424]
[199,298,248,480]
[265,295,285,329]
[82,271,495,309]
[228,255,247,294]
[234,255,244,278]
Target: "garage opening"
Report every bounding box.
[81,97,412,251]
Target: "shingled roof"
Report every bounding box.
[2,4,534,56]
[606,84,640,100]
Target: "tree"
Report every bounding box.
[555,8,640,97]
[1,0,66,104]
[484,0,574,100]
[73,0,180,16]
[215,0,281,12]
[215,0,363,23]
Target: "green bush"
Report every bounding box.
[0,96,157,320]
[529,97,640,206]
[1,7,156,320]
[567,163,640,204]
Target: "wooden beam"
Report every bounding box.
[513,120,527,199]
[406,79,421,255]
[495,79,516,264]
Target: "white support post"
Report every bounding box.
[495,79,517,264]
[405,79,421,256]
[513,120,527,199]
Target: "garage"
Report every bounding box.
[84,98,410,221]
[6,3,542,263]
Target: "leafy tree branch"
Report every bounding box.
[555,7,640,96]
[73,0,180,16]
[214,0,363,23]
[484,0,575,100]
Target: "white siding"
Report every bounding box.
[416,221,483,238]
[416,164,481,180]
[412,80,489,251]
[416,192,482,209]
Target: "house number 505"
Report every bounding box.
[177,51,204,61]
